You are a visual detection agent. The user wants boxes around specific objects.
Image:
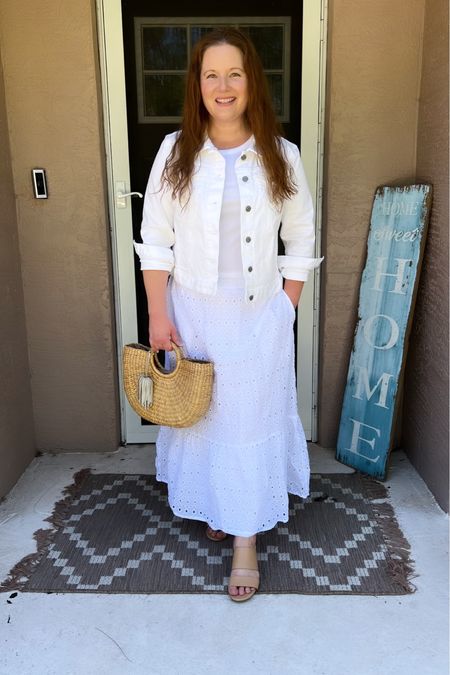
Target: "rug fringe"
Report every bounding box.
[360,474,418,593]
[43,468,91,530]
[0,468,92,592]
[360,473,391,501]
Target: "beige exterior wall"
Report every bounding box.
[319,0,425,445]
[0,1,120,452]
[0,52,35,497]
[402,0,449,512]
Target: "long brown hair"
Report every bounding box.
[161,27,297,207]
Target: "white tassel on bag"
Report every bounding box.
[138,374,153,408]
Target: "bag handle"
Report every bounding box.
[149,340,184,378]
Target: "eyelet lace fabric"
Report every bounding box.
[156,278,310,537]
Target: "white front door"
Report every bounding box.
[96,0,327,444]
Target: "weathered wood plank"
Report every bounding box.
[336,184,433,479]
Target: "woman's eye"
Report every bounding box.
[206,73,216,79]
[230,72,241,77]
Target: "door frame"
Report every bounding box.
[95,0,328,444]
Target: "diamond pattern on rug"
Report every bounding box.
[1,471,416,595]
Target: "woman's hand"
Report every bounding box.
[283,279,304,309]
[149,313,183,352]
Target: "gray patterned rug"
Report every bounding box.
[1,470,417,594]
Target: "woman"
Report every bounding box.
[134,27,323,602]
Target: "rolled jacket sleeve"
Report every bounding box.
[277,144,324,282]
[133,135,176,272]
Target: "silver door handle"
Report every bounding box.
[115,180,144,208]
[118,191,143,199]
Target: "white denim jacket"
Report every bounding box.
[134,131,324,304]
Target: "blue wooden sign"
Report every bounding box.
[336,184,432,479]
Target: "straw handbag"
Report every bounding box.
[122,341,214,427]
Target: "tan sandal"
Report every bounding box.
[228,542,259,602]
[206,525,228,542]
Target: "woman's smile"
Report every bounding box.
[215,96,237,105]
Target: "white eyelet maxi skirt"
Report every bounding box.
[156,277,311,537]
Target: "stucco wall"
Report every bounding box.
[0,52,35,497]
[0,1,120,452]
[319,0,426,447]
[402,0,449,512]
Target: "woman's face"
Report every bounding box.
[200,43,248,126]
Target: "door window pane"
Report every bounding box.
[142,27,187,70]
[135,17,290,123]
[240,26,284,70]
[144,74,185,117]
[266,74,283,117]
[191,25,230,48]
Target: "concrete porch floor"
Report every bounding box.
[0,445,448,675]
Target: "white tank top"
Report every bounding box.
[217,140,249,287]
